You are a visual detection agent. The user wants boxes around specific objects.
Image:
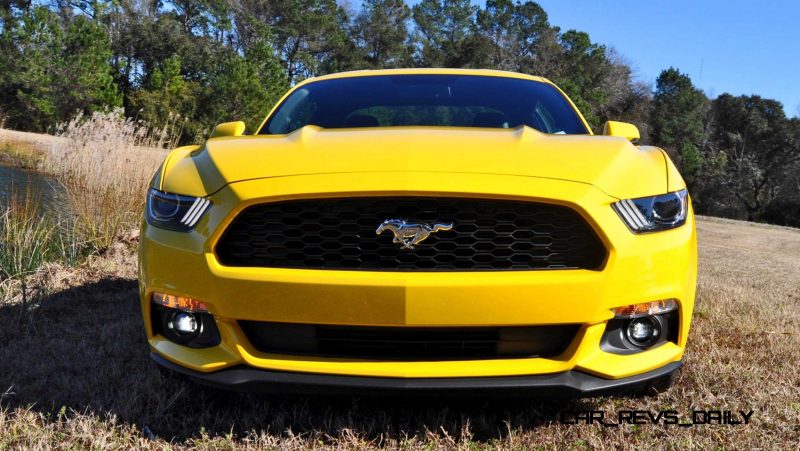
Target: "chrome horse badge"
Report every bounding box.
[376,219,453,250]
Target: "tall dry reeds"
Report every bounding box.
[0,110,176,301]
[0,186,84,283]
[44,109,172,250]
[0,109,178,301]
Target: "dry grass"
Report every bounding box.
[0,216,797,449]
[0,113,167,304]
[0,137,48,169]
[43,110,169,250]
[0,187,85,288]
[1,112,168,256]
[0,128,64,166]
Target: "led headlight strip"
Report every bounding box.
[180,197,211,227]
[613,199,649,230]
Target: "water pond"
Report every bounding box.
[0,164,72,219]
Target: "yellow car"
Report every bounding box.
[139,68,696,396]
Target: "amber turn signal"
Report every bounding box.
[152,292,208,313]
[613,299,677,318]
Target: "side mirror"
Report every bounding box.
[603,121,640,143]
[209,121,246,138]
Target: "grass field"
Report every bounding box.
[0,128,798,449]
[0,218,797,449]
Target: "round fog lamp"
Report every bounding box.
[626,317,660,348]
[168,311,198,336]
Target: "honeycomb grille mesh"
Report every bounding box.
[215,197,606,271]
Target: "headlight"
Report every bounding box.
[612,189,688,233]
[146,189,211,231]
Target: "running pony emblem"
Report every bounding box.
[375,219,453,250]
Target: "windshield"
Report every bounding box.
[260,75,589,135]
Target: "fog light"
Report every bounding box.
[152,305,220,348]
[625,317,660,348]
[168,311,198,335]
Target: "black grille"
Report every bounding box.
[240,322,580,360]
[215,197,606,271]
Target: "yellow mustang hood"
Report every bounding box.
[159,126,673,199]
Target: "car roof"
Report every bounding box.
[294,68,553,87]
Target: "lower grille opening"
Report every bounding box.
[240,322,580,361]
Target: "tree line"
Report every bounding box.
[0,0,798,226]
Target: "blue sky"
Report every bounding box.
[402,0,800,116]
[536,0,800,117]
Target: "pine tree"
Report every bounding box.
[650,68,708,185]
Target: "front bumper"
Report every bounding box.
[151,352,682,397]
[139,172,697,385]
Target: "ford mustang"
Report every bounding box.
[139,68,697,396]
